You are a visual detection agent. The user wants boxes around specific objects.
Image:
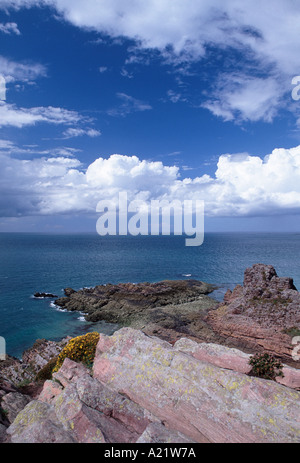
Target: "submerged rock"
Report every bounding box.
[34,292,58,299]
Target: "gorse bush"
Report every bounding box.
[249,352,284,380]
[52,332,100,373]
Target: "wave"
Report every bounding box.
[49,301,68,312]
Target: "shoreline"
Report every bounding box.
[34,263,299,368]
[2,262,300,367]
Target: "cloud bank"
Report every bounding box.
[1,144,299,218]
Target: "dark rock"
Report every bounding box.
[54,279,219,344]
[64,288,76,297]
[34,292,58,299]
[0,424,7,443]
[55,280,216,318]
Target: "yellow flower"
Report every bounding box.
[52,332,100,373]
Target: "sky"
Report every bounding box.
[0,0,300,233]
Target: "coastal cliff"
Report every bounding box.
[206,263,300,363]
[0,263,299,443]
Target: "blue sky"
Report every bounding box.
[0,0,300,233]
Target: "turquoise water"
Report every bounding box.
[0,232,299,358]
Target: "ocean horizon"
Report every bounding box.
[1,231,299,358]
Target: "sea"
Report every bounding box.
[0,232,299,359]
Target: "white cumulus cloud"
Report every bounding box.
[0,144,300,218]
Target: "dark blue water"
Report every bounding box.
[0,232,299,358]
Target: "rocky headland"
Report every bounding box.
[55,279,223,345]
[206,264,300,364]
[54,264,300,365]
[0,263,299,443]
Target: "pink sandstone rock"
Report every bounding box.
[206,264,300,363]
[6,328,300,443]
[173,337,300,390]
[93,328,300,443]
[6,400,76,443]
[277,366,300,390]
[53,382,107,443]
[52,357,88,387]
[174,338,252,374]
[136,422,195,443]
[37,359,151,443]
[39,380,63,404]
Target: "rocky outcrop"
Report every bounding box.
[173,338,300,390]
[206,264,300,364]
[0,338,69,386]
[7,356,194,444]
[55,279,216,324]
[1,392,31,424]
[53,265,300,363]
[93,328,300,443]
[54,279,219,345]
[0,337,70,441]
[5,328,300,443]
[0,378,33,442]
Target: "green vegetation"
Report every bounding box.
[282,326,300,337]
[35,356,58,382]
[0,407,8,419]
[249,353,284,380]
